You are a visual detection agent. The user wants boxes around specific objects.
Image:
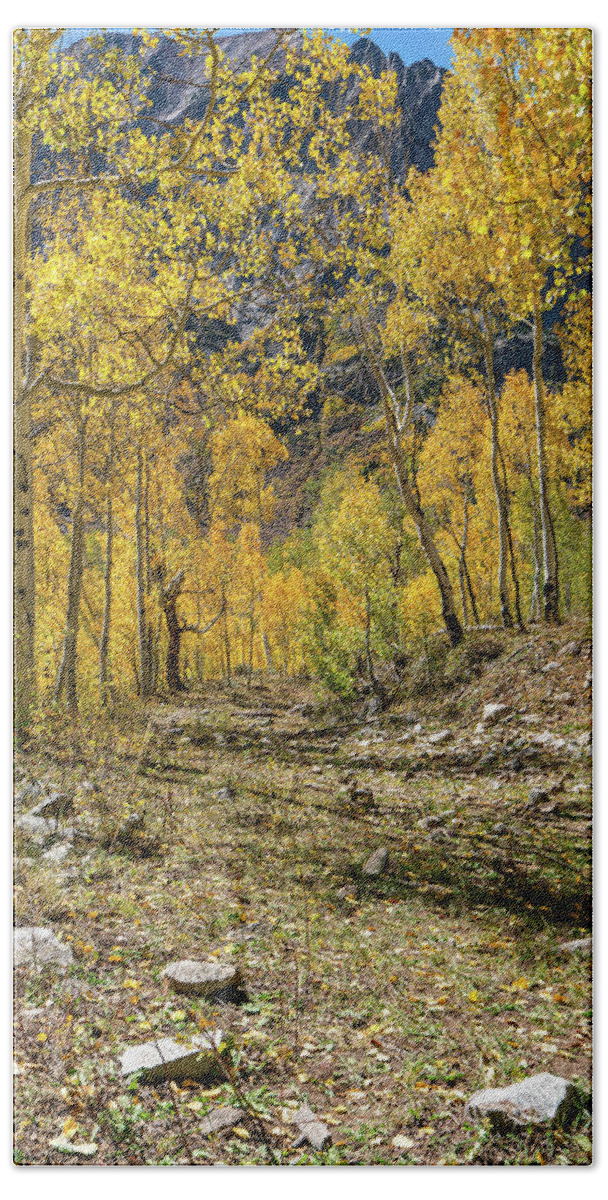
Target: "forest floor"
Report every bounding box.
[13,620,593,1166]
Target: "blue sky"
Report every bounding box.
[62,27,455,67]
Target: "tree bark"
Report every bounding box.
[135,449,153,698]
[262,632,274,670]
[14,127,36,736]
[54,418,87,713]
[481,329,514,629]
[221,588,231,684]
[364,585,382,694]
[533,302,560,622]
[162,568,186,693]
[99,486,114,703]
[356,316,463,647]
[529,481,542,622]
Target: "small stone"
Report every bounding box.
[292,1103,331,1150]
[482,703,509,726]
[43,842,72,865]
[465,1072,578,1129]
[14,927,73,970]
[200,1105,242,1135]
[31,793,74,822]
[428,828,450,843]
[162,959,243,999]
[216,785,236,802]
[427,729,452,745]
[119,1029,225,1083]
[534,731,566,751]
[528,787,550,806]
[362,847,388,876]
[366,695,383,717]
[492,822,507,835]
[392,1133,415,1150]
[349,787,375,809]
[14,781,44,809]
[15,813,57,845]
[50,1138,98,1157]
[417,814,444,830]
[559,641,580,657]
[542,661,561,673]
[559,937,592,955]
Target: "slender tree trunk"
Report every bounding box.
[162,569,186,693]
[54,419,87,714]
[99,486,113,704]
[526,459,542,622]
[262,632,273,671]
[359,327,463,647]
[135,449,153,698]
[533,302,560,622]
[247,613,255,687]
[481,330,513,629]
[497,442,525,630]
[364,585,382,695]
[14,130,36,737]
[458,496,470,626]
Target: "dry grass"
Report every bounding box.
[13,623,592,1165]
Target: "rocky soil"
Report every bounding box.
[13,621,592,1165]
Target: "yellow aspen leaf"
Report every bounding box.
[62,1117,79,1140]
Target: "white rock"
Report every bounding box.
[427,729,452,745]
[15,814,57,844]
[392,1133,415,1150]
[559,937,592,955]
[534,732,566,751]
[162,959,242,998]
[292,1103,331,1150]
[119,1029,225,1083]
[482,703,509,726]
[50,1138,98,1157]
[200,1105,242,1135]
[43,842,71,865]
[14,927,73,969]
[465,1072,578,1128]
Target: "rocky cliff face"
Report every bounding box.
[70,30,445,178]
[58,31,564,538]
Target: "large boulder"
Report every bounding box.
[119,1029,225,1083]
[465,1073,578,1129]
[162,959,243,999]
[14,926,73,969]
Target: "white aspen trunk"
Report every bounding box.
[533,303,560,622]
[481,332,514,628]
[99,486,113,703]
[54,419,87,713]
[135,448,153,698]
[358,323,463,647]
[14,128,36,736]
